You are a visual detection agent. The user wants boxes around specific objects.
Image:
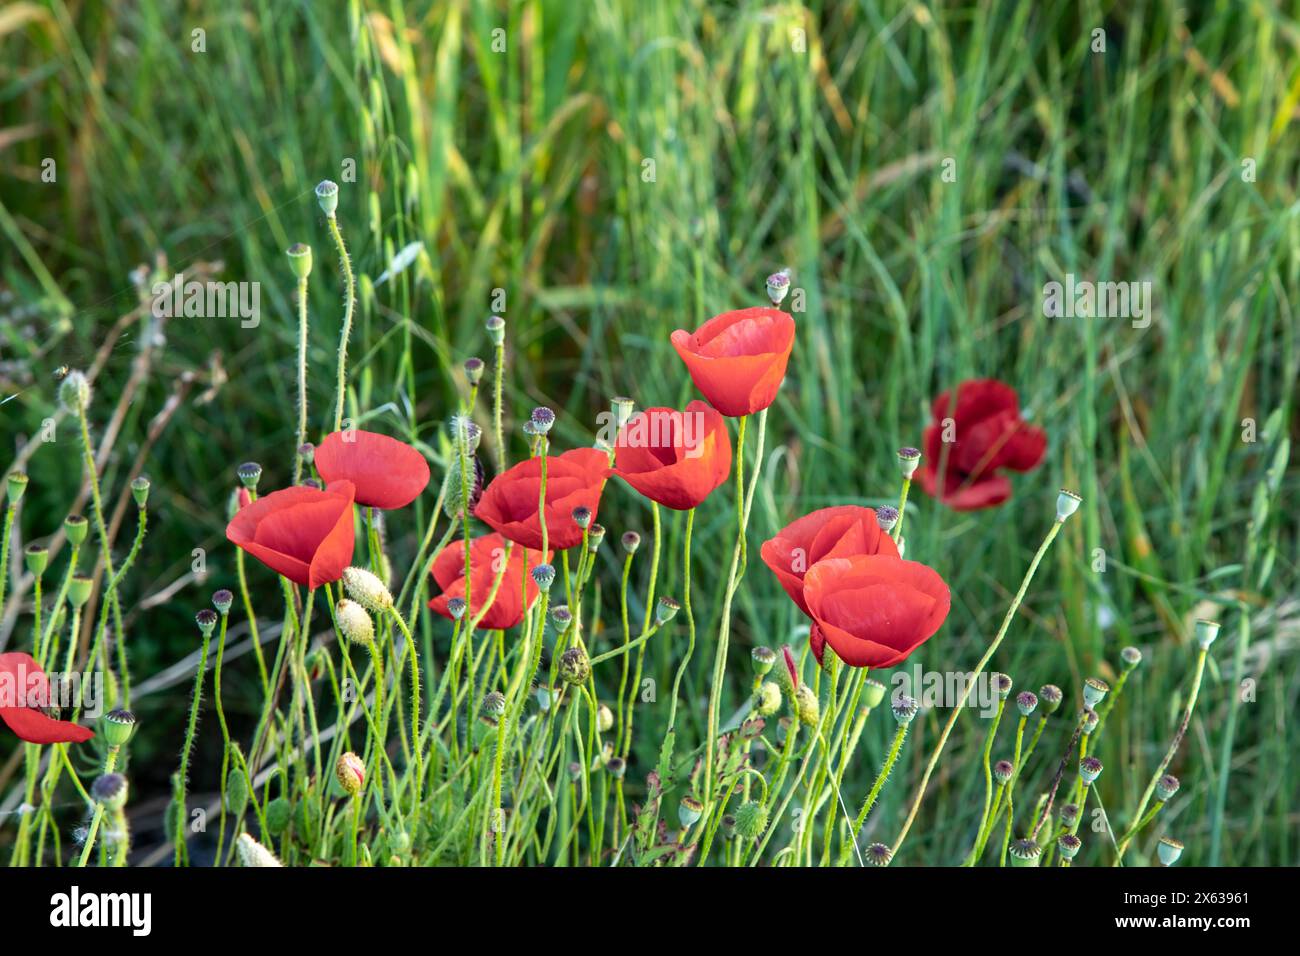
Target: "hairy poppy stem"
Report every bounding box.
[890,516,1064,859]
[840,720,909,866]
[293,272,310,484]
[75,745,119,867]
[326,214,355,433]
[174,626,213,866]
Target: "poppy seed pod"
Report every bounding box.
[793,684,820,726]
[1039,684,1063,715]
[897,447,922,479]
[212,588,234,615]
[734,800,768,839]
[862,679,887,709]
[130,475,150,508]
[610,396,636,431]
[195,608,218,638]
[485,315,505,346]
[1059,803,1080,827]
[1079,708,1098,734]
[1083,677,1109,709]
[102,709,137,748]
[1057,833,1082,861]
[586,524,606,553]
[315,180,339,217]
[92,773,128,811]
[59,370,91,413]
[67,576,93,609]
[336,751,365,796]
[236,832,283,867]
[757,681,782,716]
[765,269,791,306]
[606,757,626,779]
[655,596,680,626]
[236,461,262,490]
[993,760,1014,785]
[1157,837,1184,866]
[24,544,48,577]
[335,599,375,646]
[1156,774,1181,801]
[445,597,467,620]
[1079,756,1103,785]
[571,506,592,530]
[620,530,641,554]
[342,566,393,612]
[531,563,556,592]
[464,357,485,386]
[6,472,29,504]
[298,442,315,466]
[993,673,1013,699]
[1056,489,1082,521]
[530,406,555,435]
[874,505,899,532]
[678,795,704,829]
[864,843,893,866]
[559,646,590,686]
[1016,691,1038,717]
[64,515,89,546]
[751,645,775,676]
[535,685,555,712]
[892,695,920,724]
[481,691,507,720]
[1195,619,1221,649]
[1008,838,1042,867]
[286,242,312,279]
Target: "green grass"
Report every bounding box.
[1,0,1297,865]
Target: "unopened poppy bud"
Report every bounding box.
[298,442,315,466]
[92,773,128,811]
[1156,774,1181,801]
[751,645,776,676]
[531,563,556,592]
[1194,619,1220,649]
[342,566,393,611]
[993,672,1013,699]
[237,832,282,867]
[1057,833,1082,861]
[24,544,48,577]
[559,646,591,686]
[678,795,704,829]
[212,588,233,615]
[611,396,635,430]
[449,415,482,453]
[486,315,505,346]
[607,757,626,779]
[1083,677,1109,709]
[621,530,641,554]
[1120,646,1142,670]
[265,797,292,836]
[1039,684,1063,714]
[765,269,791,306]
[530,406,555,434]
[993,760,1014,785]
[793,684,820,725]
[597,703,614,733]
[550,605,573,630]
[587,524,605,552]
[1157,837,1184,866]
[287,242,313,279]
[897,446,921,479]
[463,357,485,386]
[874,505,899,532]
[1008,838,1042,867]
[335,599,375,646]
[1059,803,1079,827]
[481,691,507,720]
[6,472,28,504]
[571,506,592,530]
[130,475,150,508]
[1081,708,1099,733]
[315,180,339,217]
[59,370,91,413]
[1056,488,1082,521]
[1016,691,1038,717]
[446,597,467,620]
[734,800,768,839]
[65,515,89,546]
[102,709,137,748]
[67,575,93,609]
[655,596,680,626]
[195,608,218,638]
[757,681,782,716]
[862,678,887,709]
[864,842,894,866]
[1079,755,1103,785]
[236,461,262,490]
[892,695,920,725]
[336,751,365,795]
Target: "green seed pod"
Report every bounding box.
[654,596,680,626]
[92,773,128,811]
[993,760,1014,785]
[1056,488,1082,521]
[1057,833,1082,861]
[236,461,262,490]
[1157,837,1184,866]
[1083,677,1109,709]
[265,797,292,836]
[1156,774,1181,802]
[861,678,887,709]
[130,475,150,508]
[864,842,893,866]
[756,681,782,716]
[1008,838,1042,867]
[1194,619,1221,649]
[6,472,29,504]
[621,531,640,555]
[64,515,89,546]
[212,588,234,616]
[678,796,704,829]
[486,315,506,346]
[315,180,339,218]
[1120,646,1142,670]
[287,242,313,279]
[24,544,49,577]
[751,645,775,676]
[101,709,137,748]
[67,575,93,609]
[897,446,921,479]
[1039,684,1063,715]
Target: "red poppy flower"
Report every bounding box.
[670,307,795,416]
[315,429,430,510]
[474,447,607,551]
[608,401,732,510]
[226,480,357,589]
[0,653,94,744]
[803,555,951,668]
[917,379,1047,511]
[428,533,551,629]
[760,506,900,618]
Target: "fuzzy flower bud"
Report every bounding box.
[342,566,393,612]
[559,646,591,686]
[757,681,782,716]
[59,370,91,413]
[336,751,365,796]
[791,683,820,726]
[336,599,375,646]
[237,832,283,867]
[734,800,768,839]
[597,703,614,733]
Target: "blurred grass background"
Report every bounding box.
[1,0,1297,864]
